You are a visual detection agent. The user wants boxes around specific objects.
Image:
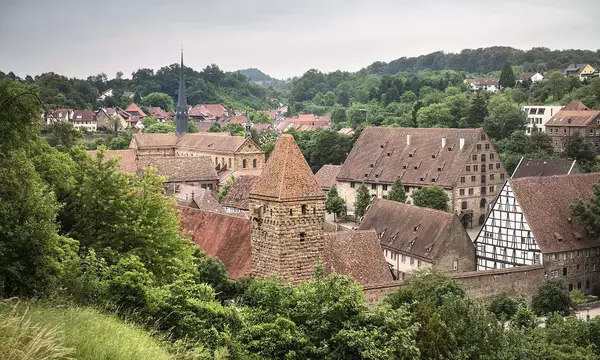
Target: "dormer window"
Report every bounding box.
[370,163,374,167]
[380,144,384,148]
[414,224,420,232]
[414,166,418,170]
[409,153,413,158]
[402,165,407,169]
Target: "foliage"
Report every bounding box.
[417,103,454,128]
[388,178,407,203]
[531,278,573,316]
[489,295,524,320]
[463,91,487,128]
[325,185,347,222]
[484,95,526,140]
[218,176,234,203]
[562,132,597,171]
[499,61,516,88]
[411,185,450,211]
[354,183,371,218]
[142,92,174,111]
[571,180,600,236]
[145,123,176,133]
[570,289,586,305]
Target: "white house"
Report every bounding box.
[518,72,544,84]
[45,109,72,125]
[71,110,97,131]
[467,78,500,93]
[522,105,563,134]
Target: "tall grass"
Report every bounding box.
[0,300,172,360]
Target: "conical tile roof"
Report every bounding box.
[250,134,324,201]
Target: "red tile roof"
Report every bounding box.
[337,127,486,188]
[179,206,251,279]
[174,185,223,213]
[125,103,147,117]
[545,109,600,127]
[468,78,499,86]
[218,115,248,125]
[222,175,258,211]
[250,134,324,202]
[176,133,247,153]
[148,107,169,119]
[563,100,590,111]
[314,164,342,190]
[509,173,600,254]
[72,110,95,122]
[195,104,227,118]
[323,230,394,285]
[137,156,218,182]
[87,149,137,174]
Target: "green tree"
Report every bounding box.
[47,122,82,149]
[387,178,407,203]
[144,123,176,133]
[484,96,526,140]
[108,116,123,134]
[571,180,600,236]
[531,278,572,316]
[489,295,522,321]
[411,185,449,211]
[218,176,234,203]
[463,91,487,128]
[249,111,271,124]
[416,103,454,128]
[325,185,347,222]
[141,116,158,129]
[499,61,516,88]
[188,118,198,133]
[142,92,174,111]
[545,71,569,101]
[562,132,597,171]
[354,183,371,218]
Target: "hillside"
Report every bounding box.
[237,68,275,82]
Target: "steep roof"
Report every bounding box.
[512,158,580,179]
[469,78,499,86]
[520,72,539,80]
[315,164,342,190]
[323,230,394,285]
[510,173,600,253]
[565,64,591,76]
[250,134,324,202]
[137,156,218,182]
[358,198,459,260]
[72,110,95,121]
[545,108,600,127]
[563,100,590,111]
[337,127,485,188]
[174,185,223,213]
[125,103,147,117]
[148,107,169,119]
[196,104,227,118]
[179,206,251,279]
[218,115,248,125]
[222,175,258,210]
[50,109,71,119]
[88,149,137,174]
[177,133,247,153]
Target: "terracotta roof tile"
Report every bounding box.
[468,78,499,86]
[195,104,227,118]
[510,173,600,253]
[323,230,393,285]
[314,164,342,190]
[132,133,179,148]
[218,115,247,125]
[563,100,590,111]
[88,149,137,174]
[137,156,218,182]
[250,134,324,202]
[545,109,600,127]
[179,206,251,279]
[176,133,246,152]
[337,127,485,188]
[358,198,457,260]
[125,103,147,117]
[512,158,580,178]
[174,185,223,213]
[222,176,258,211]
[72,110,95,122]
[148,107,169,119]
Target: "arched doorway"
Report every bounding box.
[480,198,487,209]
[478,214,486,225]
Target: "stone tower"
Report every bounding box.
[249,134,326,283]
[175,49,188,137]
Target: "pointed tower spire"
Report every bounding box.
[245,111,252,139]
[176,47,188,137]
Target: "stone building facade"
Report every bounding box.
[336,127,507,227]
[545,101,600,153]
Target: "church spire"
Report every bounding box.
[176,47,188,137]
[245,112,252,139]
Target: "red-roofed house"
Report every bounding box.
[148,107,170,122]
[72,110,97,131]
[545,101,600,153]
[44,109,73,125]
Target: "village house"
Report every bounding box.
[95,107,129,130]
[44,109,72,125]
[518,72,544,84]
[172,184,224,213]
[511,157,580,179]
[466,78,500,92]
[336,127,508,227]
[522,105,563,134]
[544,100,600,153]
[359,198,476,280]
[188,104,228,122]
[221,175,258,213]
[71,110,97,131]
[564,63,596,81]
[474,173,600,294]
[148,107,170,122]
[315,164,342,192]
[275,114,330,132]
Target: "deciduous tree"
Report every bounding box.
[325,185,347,222]
[354,183,371,218]
[388,178,407,203]
[411,185,449,211]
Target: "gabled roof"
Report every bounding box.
[563,100,590,111]
[87,149,137,174]
[222,175,258,210]
[252,123,273,132]
[148,107,169,119]
[250,134,324,202]
[545,106,600,127]
[125,103,147,117]
[131,133,179,148]
[314,164,342,190]
[218,115,248,125]
[509,173,600,253]
[174,185,223,213]
[130,132,245,153]
[195,104,227,118]
[179,206,251,279]
[323,230,394,285]
[50,109,72,119]
[512,158,580,179]
[565,64,592,76]
[468,78,499,86]
[337,127,486,188]
[72,110,95,121]
[520,72,540,80]
[358,198,460,260]
[137,156,218,182]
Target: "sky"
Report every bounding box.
[1,0,600,80]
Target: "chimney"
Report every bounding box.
[441,137,447,148]
[407,134,411,146]
[459,138,465,150]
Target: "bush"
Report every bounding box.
[489,295,521,320]
[532,278,572,316]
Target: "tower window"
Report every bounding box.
[301,205,307,215]
[289,209,293,216]
[253,159,257,168]
[299,232,306,242]
[243,159,247,168]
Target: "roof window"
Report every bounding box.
[414,224,421,232]
[554,232,564,242]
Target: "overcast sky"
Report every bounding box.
[1,0,599,80]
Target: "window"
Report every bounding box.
[289,209,293,215]
[468,188,474,195]
[460,176,465,183]
[299,232,306,242]
[472,155,477,161]
[461,201,467,209]
[453,260,458,271]
[591,129,595,136]
[383,184,388,191]
[459,189,465,196]
[489,163,493,170]
[471,176,476,182]
[500,173,505,180]
[371,184,376,190]
[489,186,495,193]
[228,158,232,169]
[351,182,355,188]
[490,174,495,180]
[253,159,257,168]
[586,249,590,257]
[563,267,567,276]
[477,144,482,150]
[585,264,589,272]
[242,159,247,168]
[481,174,486,181]
[554,253,558,261]
[496,163,501,169]
[466,165,471,172]
[301,205,307,215]
[410,258,414,266]
[401,255,406,263]
[474,165,478,171]
[586,280,590,289]
[417,260,421,267]
[485,143,490,150]
[578,282,582,289]
[481,134,486,140]
[490,153,495,160]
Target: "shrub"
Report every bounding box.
[532,278,572,316]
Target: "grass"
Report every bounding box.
[0,300,172,360]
